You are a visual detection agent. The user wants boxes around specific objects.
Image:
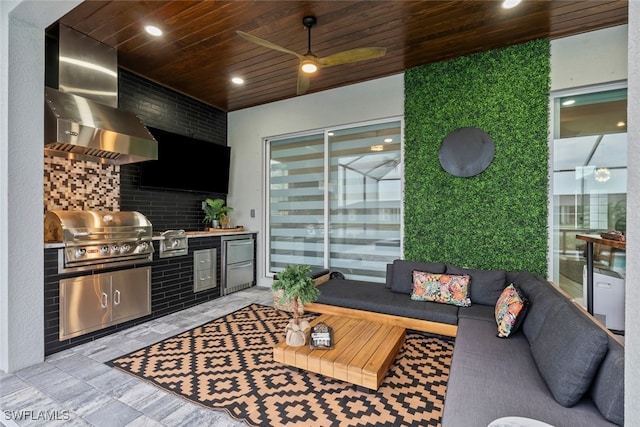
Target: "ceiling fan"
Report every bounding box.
[237,16,387,95]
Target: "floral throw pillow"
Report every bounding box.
[411,271,471,307]
[495,283,529,338]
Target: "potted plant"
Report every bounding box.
[272,264,320,346]
[203,198,233,229]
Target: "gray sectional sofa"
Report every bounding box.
[305,259,624,427]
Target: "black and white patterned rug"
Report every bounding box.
[107,304,454,426]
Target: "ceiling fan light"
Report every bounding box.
[301,59,318,74]
[502,0,522,8]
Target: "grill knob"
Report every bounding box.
[99,245,109,255]
[170,238,180,248]
[138,241,148,251]
[111,244,119,253]
[75,248,86,257]
[120,243,131,253]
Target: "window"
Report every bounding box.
[267,119,403,282]
[551,86,627,301]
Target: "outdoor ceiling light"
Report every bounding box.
[301,58,319,74]
[144,25,163,36]
[502,0,522,9]
[231,77,245,85]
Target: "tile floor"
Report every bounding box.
[0,286,274,427]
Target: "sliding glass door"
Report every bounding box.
[327,122,402,281]
[269,133,325,271]
[551,86,627,301]
[267,119,402,282]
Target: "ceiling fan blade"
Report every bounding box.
[237,31,302,59]
[297,70,310,95]
[318,47,387,68]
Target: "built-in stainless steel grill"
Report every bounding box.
[45,210,154,273]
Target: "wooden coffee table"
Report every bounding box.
[273,314,406,391]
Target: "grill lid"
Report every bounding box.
[44,210,152,243]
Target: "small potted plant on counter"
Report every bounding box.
[203,198,233,229]
[272,264,320,346]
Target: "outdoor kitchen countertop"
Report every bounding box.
[44,229,256,249]
[44,241,65,249]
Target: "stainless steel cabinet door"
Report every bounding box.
[111,267,151,323]
[59,274,110,340]
[194,249,216,292]
[59,266,151,340]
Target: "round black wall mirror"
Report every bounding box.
[438,127,495,177]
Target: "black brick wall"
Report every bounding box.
[118,69,229,232]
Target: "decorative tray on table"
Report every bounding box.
[600,231,625,242]
[309,322,334,350]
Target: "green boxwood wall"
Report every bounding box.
[404,39,550,275]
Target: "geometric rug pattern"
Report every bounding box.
[107,304,454,426]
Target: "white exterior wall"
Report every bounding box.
[227,74,404,286]
[551,25,628,90]
[625,2,639,424]
[1,0,81,372]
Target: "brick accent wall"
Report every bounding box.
[119,69,228,232]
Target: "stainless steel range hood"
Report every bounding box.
[45,25,157,165]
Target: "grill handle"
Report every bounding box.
[72,229,148,238]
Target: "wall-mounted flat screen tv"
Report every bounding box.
[140,126,231,194]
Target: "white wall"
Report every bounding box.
[625,2,639,424]
[1,0,81,372]
[551,24,628,90]
[227,74,404,286]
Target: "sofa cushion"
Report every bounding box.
[442,317,614,427]
[316,278,459,325]
[514,270,565,344]
[446,265,507,306]
[590,336,624,425]
[530,302,609,407]
[494,284,529,338]
[388,259,446,294]
[411,271,471,307]
[457,304,495,322]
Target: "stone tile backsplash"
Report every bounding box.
[44,155,120,213]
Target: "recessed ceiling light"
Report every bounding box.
[231,77,245,85]
[617,121,626,127]
[370,145,384,152]
[384,138,393,143]
[502,0,522,9]
[145,25,163,37]
[562,99,576,106]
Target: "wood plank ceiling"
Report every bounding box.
[54,1,628,112]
